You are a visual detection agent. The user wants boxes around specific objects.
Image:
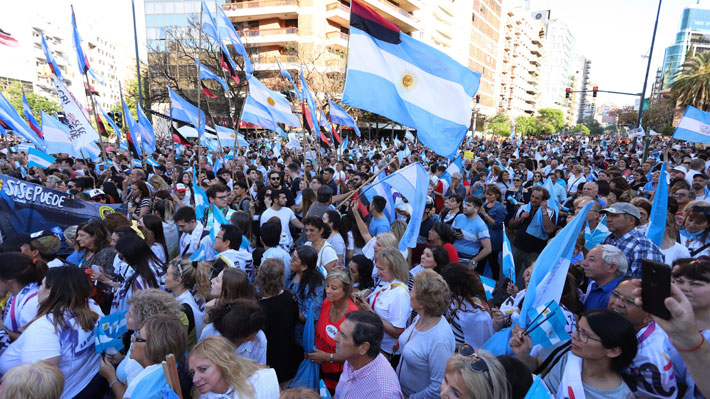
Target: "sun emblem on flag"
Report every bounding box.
[399,71,416,91]
[267,97,276,106]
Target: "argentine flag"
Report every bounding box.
[192,166,209,219]
[480,275,495,300]
[247,75,301,128]
[41,111,75,156]
[646,162,668,246]
[170,88,206,135]
[342,0,481,159]
[526,300,570,348]
[501,226,516,284]
[329,100,361,137]
[27,147,55,169]
[673,105,710,143]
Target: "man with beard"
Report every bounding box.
[692,174,710,201]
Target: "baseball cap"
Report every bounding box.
[88,189,105,199]
[672,166,687,174]
[600,202,641,220]
[29,230,61,257]
[317,185,334,203]
[176,183,187,192]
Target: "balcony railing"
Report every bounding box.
[238,27,298,38]
[326,2,349,13]
[254,54,299,64]
[223,0,299,11]
[326,31,348,40]
[365,0,417,23]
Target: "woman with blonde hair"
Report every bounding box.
[188,336,279,398]
[148,174,171,192]
[0,360,64,399]
[397,269,455,398]
[354,248,410,366]
[165,257,211,346]
[441,348,509,399]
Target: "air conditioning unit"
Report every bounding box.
[531,10,550,25]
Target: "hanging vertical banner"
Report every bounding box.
[53,76,100,149]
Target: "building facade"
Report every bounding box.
[497,1,545,118]
[661,6,710,90]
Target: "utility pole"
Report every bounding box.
[638,0,663,161]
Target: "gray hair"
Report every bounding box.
[598,244,628,276]
[451,172,463,180]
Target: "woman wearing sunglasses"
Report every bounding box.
[510,308,637,399]
[440,346,509,399]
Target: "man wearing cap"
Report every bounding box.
[22,230,66,267]
[173,183,189,208]
[600,203,664,278]
[692,174,710,201]
[88,189,107,204]
[671,166,687,186]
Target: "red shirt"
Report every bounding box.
[443,243,460,264]
[314,298,359,390]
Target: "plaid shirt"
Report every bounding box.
[601,227,664,278]
[335,353,403,399]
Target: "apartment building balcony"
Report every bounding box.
[326,31,348,50]
[359,0,420,33]
[325,1,349,26]
[222,0,299,23]
[238,27,299,46]
[254,54,299,65]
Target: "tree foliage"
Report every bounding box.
[489,113,511,136]
[610,106,637,126]
[581,117,604,135]
[514,116,538,136]
[2,82,60,120]
[670,51,710,111]
[536,108,565,135]
[570,124,590,135]
[641,98,674,134]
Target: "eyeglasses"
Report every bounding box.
[610,290,637,308]
[132,333,147,343]
[215,194,230,200]
[575,328,601,344]
[672,192,688,198]
[215,235,224,241]
[457,344,493,388]
[270,177,280,180]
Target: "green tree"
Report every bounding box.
[110,77,139,117]
[642,98,674,133]
[2,82,60,120]
[670,51,710,111]
[489,113,511,137]
[515,115,538,136]
[571,124,590,135]
[536,108,565,135]
[610,106,637,126]
[582,117,604,135]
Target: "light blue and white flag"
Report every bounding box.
[342,16,481,158]
[41,112,75,156]
[371,163,430,251]
[54,76,97,150]
[405,131,414,142]
[673,106,710,143]
[241,96,287,138]
[93,311,128,354]
[71,6,104,83]
[189,244,207,262]
[362,169,395,223]
[192,166,209,219]
[210,203,230,241]
[523,376,552,399]
[145,157,159,167]
[526,301,570,348]
[439,155,463,190]
[136,104,156,155]
[27,147,55,169]
[200,1,239,77]
[215,125,249,148]
[300,66,321,133]
[518,202,593,330]
[277,58,301,100]
[646,162,668,246]
[122,98,142,157]
[0,92,45,150]
[501,226,516,284]
[328,100,360,137]
[247,75,301,128]
[194,57,229,92]
[94,99,121,143]
[169,88,205,135]
[40,34,63,81]
[480,275,495,300]
[584,216,610,250]
[215,3,254,75]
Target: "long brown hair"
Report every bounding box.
[35,266,98,332]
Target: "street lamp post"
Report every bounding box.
[638,0,663,161]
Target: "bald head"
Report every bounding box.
[582,182,598,198]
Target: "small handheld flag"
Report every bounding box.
[672,105,710,143]
[27,148,56,169]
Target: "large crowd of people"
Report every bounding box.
[0,132,708,399]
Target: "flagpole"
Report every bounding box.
[82,72,110,166]
[196,3,204,183]
[132,0,143,107]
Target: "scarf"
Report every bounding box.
[557,352,585,399]
[521,204,548,240]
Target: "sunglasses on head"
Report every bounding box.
[456,344,492,389]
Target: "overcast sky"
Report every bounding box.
[530,0,710,107]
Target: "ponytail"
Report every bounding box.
[0,253,45,286]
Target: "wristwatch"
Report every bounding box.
[329,353,334,362]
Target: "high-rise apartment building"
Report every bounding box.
[0,7,134,112]
[414,0,502,118]
[537,18,575,118]
[660,5,710,90]
[498,1,545,118]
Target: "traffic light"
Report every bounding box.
[475,95,480,104]
[593,86,598,97]
[565,88,571,98]
[113,112,123,129]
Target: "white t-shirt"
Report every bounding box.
[199,324,268,365]
[198,368,280,399]
[0,314,100,398]
[260,207,296,246]
[306,241,338,276]
[2,282,39,333]
[176,290,204,340]
[327,234,346,262]
[662,242,691,265]
[367,280,410,354]
[566,174,585,194]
